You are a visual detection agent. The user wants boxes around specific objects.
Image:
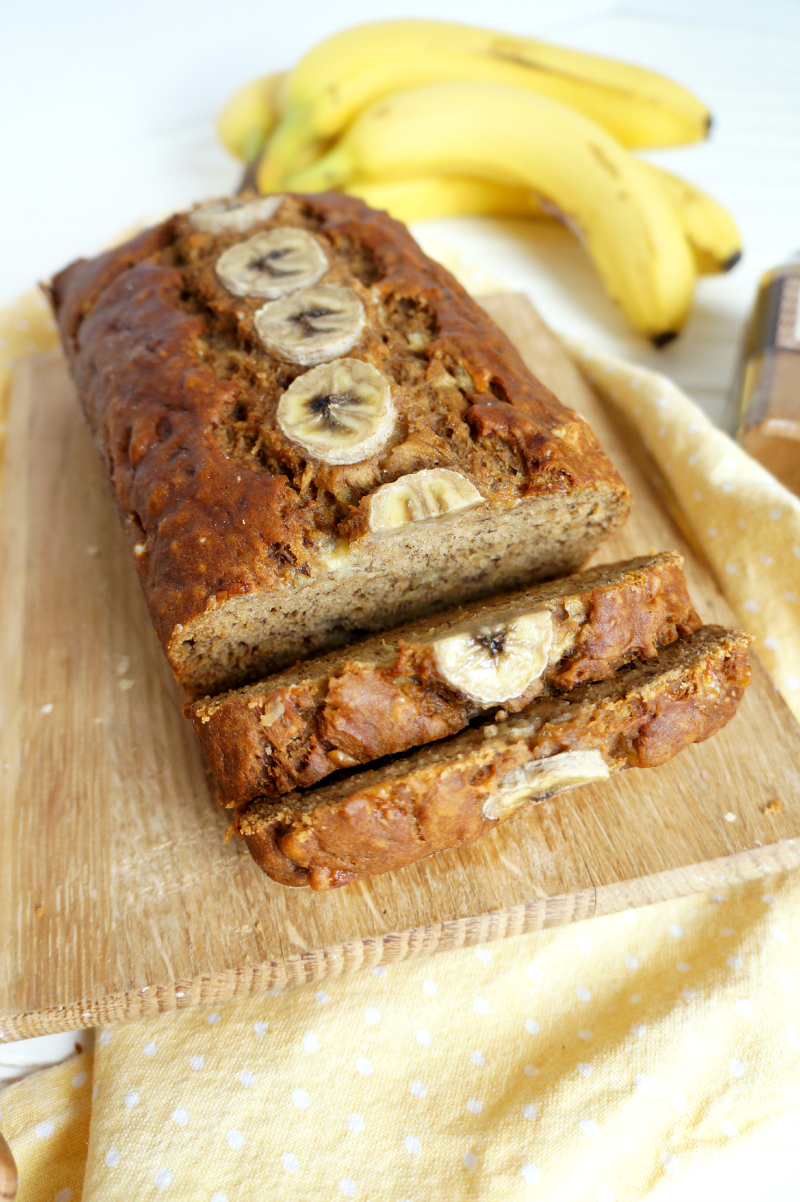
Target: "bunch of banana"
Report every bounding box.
[216,19,741,344]
[287,81,700,344]
[254,20,712,188]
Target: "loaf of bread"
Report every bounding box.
[48,192,629,698]
[188,552,700,806]
[237,626,752,889]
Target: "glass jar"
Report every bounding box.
[733,253,800,495]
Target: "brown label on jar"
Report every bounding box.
[775,275,800,350]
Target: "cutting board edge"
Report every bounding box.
[4,836,798,1042]
[0,889,593,1041]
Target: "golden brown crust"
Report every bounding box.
[237,627,752,890]
[187,552,701,805]
[48,193,628,695]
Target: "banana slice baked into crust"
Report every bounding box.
[236,626,752,890]
[48,191,629,699]
[187,553,701,806]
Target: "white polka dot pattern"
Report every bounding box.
[1,873,799,1202]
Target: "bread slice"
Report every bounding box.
[237,626,752,890]
[48,191,629,698]
[188,552,700,806]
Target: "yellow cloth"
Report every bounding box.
[0,1052,92,1202]
[0,290,57,463]
[2,881,798,1201]
[1,293,799,1201]
[568,341,800,723]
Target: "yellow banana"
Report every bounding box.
[636,161,741,273]
[258,19,710,188]
[345,176,547,223]
[217,70,288,162]
[347,168,739,278]
[287,82,696,344]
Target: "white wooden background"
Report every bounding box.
[2,1,799,1196]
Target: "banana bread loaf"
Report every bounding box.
[188,552,700,806]
[48,191,629,698]
[237,625,751,889]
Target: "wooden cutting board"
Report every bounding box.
[2,294,799,1042]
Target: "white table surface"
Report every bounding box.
[2,2,799,1196]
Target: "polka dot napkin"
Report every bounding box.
[1,290,799,1201]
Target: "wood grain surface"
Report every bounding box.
[2,294,799,1042]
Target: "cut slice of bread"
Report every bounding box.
[188,552,700,806]
[237,626,752,890]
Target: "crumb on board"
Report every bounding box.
[36,905,45,917]
[724,812,737,822]
[762,798,783,814]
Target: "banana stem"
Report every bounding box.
[257,106,317,190]
[286,147,355,192]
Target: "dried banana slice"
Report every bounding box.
[432,610,553,705]
[216,228,327,298]
[368,468,484,535]
[483,750,610,820]
[189,195,284,233]
[254,284,365,365]
[277,358,395,465]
